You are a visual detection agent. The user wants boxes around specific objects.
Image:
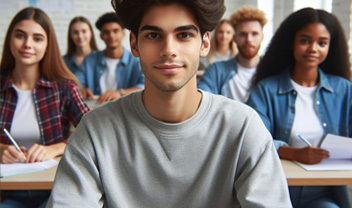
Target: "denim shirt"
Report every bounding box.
[246,68,352,150]
[76,48,144,95]
[197,56,238,97]
[63,50,97,77]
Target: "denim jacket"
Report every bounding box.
[246,68,352,207]
[246,68,352,150]
[73,49,144,95]
[63,50,97,75]
[197,56,238,97]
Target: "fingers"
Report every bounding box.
[26,144,48,163]
[297,146,330,164]
[81,88,95,100]
[1,145,27,164]
[98,90,120,103]
[86,89,94,100]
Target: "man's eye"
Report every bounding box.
[177,33,192,39]
[146,33,159,39]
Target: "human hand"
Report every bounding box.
[294,146,330,164]
[81,88,94,100]
[0,144,27,164]
[98,90,121,103]
[25,144,56,163]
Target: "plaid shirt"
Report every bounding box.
[0,75,89,145]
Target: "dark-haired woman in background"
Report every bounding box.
[0,7,89,207]
[246,7,351,208]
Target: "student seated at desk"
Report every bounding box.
[246,7,352,208]
[74,12,144,104]
[0,7,89,208]
[47,0,291,207]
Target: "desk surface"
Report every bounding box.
[282,159,352,186]
[0,158,59,190]
[1,159,352,190]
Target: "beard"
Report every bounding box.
[238,44,261,59]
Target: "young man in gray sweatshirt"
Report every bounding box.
[47,0,292,207]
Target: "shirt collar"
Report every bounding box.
[1,75,55,92]
[101,47,127,66]
[278,67,333,94]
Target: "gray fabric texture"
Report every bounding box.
[47,90,291,208]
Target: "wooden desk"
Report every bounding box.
[2,159,352,190]
[282,159,352,186]
[0,159,59,190]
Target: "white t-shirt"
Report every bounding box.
[11,85,41,149]
[228,63,256,103]
[289,79,324,147]
[99,57,119,93]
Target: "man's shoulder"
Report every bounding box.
[203,91,255,115]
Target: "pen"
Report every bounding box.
[297,134,312,146]
[3,128,26,159]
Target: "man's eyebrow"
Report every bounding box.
[140,25,199,33]
[140,25,162,33]
[175,25,199,33]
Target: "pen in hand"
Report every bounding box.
[3,128,27,160]
[297,134,312,146]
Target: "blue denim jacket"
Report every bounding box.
[246,68,352,150]
[73,49,144,95]
[246,68,352,207]
[63,50,97,75]
[197,56,238,97]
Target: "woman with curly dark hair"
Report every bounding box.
[247,7,351,208]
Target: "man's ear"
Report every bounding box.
[200,31,210,57]
[130,32,139,58]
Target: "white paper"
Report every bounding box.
[320,134,352,159]
[295,159,352,171]
[0,159,58,178]
[85,96,101,109]
[294,134,352,171]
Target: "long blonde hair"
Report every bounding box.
[207,19,236,63]
[0,7,79,85]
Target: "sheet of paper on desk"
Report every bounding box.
[295,159,352,171]
[84,95,100,109]
[295,134,352,171]
[0,159,58,178]
[320,134,352,159]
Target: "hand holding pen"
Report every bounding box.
[1,128,27,163]
[295,134,329,164]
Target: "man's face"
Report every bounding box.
[234,20,263,59]
[100,22,125,49]
[130,3,210,92]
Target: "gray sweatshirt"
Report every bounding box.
[47,90,291,208]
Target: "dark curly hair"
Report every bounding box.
[111,0,226,37]
[252,7,351,87]
[95,12,124,31]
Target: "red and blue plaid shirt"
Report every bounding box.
[0,75,89,145]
